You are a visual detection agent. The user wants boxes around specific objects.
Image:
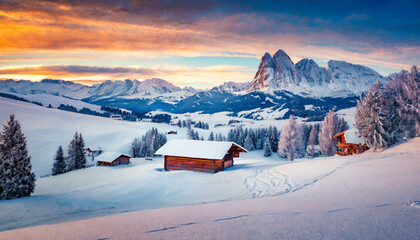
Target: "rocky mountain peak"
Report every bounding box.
[250,49,388,97]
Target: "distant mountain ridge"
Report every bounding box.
[250,49,389,97]
[0,78,196,101]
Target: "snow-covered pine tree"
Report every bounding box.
[392,66,420,138]
[237,127,245,146]
[308,125,317,158]
[216,133,223,141]
[130,137,142,157]
[319,110,339,156]
[271,126,279,152]
[355,81,388,150]
[263,136,272,157]
[66,132,78,171]
[208,131,214,141]
[52,146,66,175]
[244,133,255,151]
[337,117,349,133]
[0,114,35,199]
[186,119,192,129]
[75,133,86,169]
[277,115,304,161]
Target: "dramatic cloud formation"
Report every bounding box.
[0,0,419,86]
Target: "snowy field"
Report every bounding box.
[0,97,298,177]
[1,138,419,239]
[0,97,419,239]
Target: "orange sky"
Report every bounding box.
[0,0,418,87]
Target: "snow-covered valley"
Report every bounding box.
[0,97,419,239]
[1,138,419,239]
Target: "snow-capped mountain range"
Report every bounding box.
[0,49,400,119]
[251,50,388,97]
[0,49,391,101]
[0,78,198,101]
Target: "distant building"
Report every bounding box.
[96,152,132,166]
[110,114,122,120]
[86,147,102,157]
[141,118,153,123]
[333,129,369,156]
[155,139,247,173]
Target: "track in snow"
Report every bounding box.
[243,159,365,198]
[244,168,292,198]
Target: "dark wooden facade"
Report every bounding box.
[97,155,131,166]
[164,153,235,173]
[333,131,369,156]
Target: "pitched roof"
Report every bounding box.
[155,139,247,160]
[344,129,365,144]
[334,128,365,144]
[96,152,131,163]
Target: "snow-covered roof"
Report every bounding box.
[344,129,364,144]
[96,152,132,163]
[155,139,247,160]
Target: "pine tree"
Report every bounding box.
[52,146,66,175]
[355,81,388,150]
[75,133,86,169]
[208,131,215,141]
[0,114,35,199]
[244,134,255,151]
[277,115,304,161]
[130,137,142,157]
[308,126,317,158]
[66,132,77,171]
[337,117,349,133]
[263,136,272,157]
[319,110,339,156]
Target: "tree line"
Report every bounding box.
[130,128,167,157]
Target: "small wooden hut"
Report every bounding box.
[96,152,132,166]
[333,129,369,156]
[155,139,247,173]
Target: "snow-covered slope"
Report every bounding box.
[250,50,389,97]
[0,78,195,101]
[9,93,104,112]
[0,79,92,99]
[1,137,419,238]
[0,97,179,176]
[88,78,185,99]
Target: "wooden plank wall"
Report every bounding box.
[165,156,225,173]
[112,156,131,166]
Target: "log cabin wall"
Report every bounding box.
[112,156,131,166]
[165,156,225,173]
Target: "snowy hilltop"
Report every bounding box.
[0,78,197,101]
[250,49,389,97]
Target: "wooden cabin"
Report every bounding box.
[333,129,369,156]
[110,114,122,120]
[155,139,247,173]
[96,152,132,166]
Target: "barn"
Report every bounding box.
[155,139,247,173]
[333,129,369,156]
[96,152,132,166]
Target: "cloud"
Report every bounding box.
[0,64,252,86]
[0,0,419,85]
